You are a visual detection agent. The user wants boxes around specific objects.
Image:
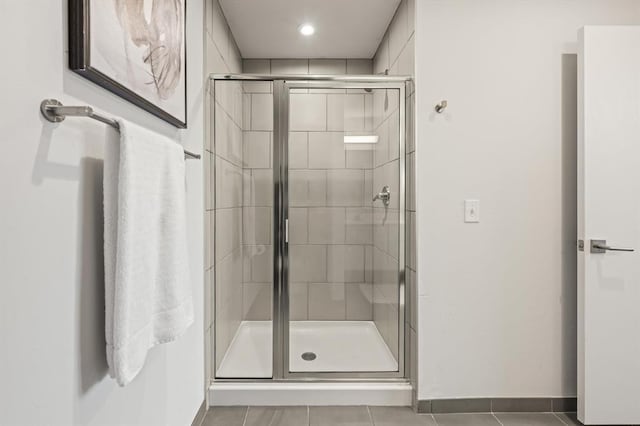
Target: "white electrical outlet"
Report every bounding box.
[465,200,480,223]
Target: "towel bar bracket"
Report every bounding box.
[40,99,66,123]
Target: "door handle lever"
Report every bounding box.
[590,239,635,253]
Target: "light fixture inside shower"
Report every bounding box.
[299,23,315,36]
[344,135,379,144]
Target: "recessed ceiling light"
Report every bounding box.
[299,24,315,36]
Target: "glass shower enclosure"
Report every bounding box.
[211,74,409,380]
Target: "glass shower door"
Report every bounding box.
[283,83,404,375]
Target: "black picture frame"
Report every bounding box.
[68,0,187,128]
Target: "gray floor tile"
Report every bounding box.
[309,406,372,426]
[554,412,619,426]
[245,406,308,426]
[553,413,583,426]
[560,411,639,426]
[202,407,248,426]
[433,413,501,426]
[369,406,436,425]
[494,413,565,426]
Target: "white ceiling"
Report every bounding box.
[219,0,401,59]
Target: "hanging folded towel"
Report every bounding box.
[103,119,193,386]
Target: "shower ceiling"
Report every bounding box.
[218,0,401,59]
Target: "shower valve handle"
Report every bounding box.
[373,186,391,207]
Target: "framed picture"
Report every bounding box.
[69,0,187,128]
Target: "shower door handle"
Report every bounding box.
[285,218,289,243]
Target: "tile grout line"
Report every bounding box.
[430,413,439,426]
[241,406,249,426]
[552,412,569,426]
[491,412,505,426]
[366,405,375,426]
[265,407,277,426]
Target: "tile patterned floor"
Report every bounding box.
[202,406,584,426]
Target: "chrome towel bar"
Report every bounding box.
[39,99,201,160]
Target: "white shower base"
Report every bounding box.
[216,320,398,378]
[211,321,410,406]
[209,381,413,406]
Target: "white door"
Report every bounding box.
[578,26,640,425]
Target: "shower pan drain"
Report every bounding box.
[301,352,317,361]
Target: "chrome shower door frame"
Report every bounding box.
[276,79,407,380]
[212,74,410,382]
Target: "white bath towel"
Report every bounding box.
[103,119,193,386]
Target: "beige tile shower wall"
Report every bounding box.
[241,59,376,322]
[373,0,416,401]
[204,0,244,378]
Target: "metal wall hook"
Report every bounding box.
[435,100,448,113]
